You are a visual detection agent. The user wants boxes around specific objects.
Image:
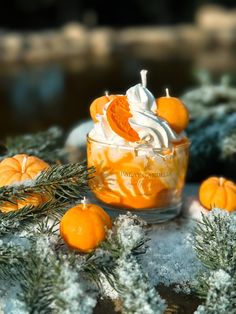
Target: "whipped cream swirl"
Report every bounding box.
[89,70,182,148]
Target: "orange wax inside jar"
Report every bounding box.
[87,137,189,210]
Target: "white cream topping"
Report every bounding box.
[89,101,126,145]
[89,70,182,148]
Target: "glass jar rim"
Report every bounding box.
[87,134,190,152]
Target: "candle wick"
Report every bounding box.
[105,90,109,97]
[219,177,225,186]
[140,69,147,88]
[81,196,87,209]
[165,88,170,97]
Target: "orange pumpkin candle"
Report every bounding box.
[60,197,112,252]
[90,92,116,122]
[155,88,189,134]
[199,177,236,212]
[0,154,49,213]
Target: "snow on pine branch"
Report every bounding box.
[20,231,98,314]
[88,213,166,314]
[2,126,66,164]
[0,212,166,314]
[0,161,93,206]
[194,208,236,275]
[195,269,236,314]
[116,253,166,314]
[0,200,66,236]
[193,209,236,314]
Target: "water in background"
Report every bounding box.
[0,50,235,139]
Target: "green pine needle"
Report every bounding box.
[2,126,66,164]
[0,161,94,207]
[0,200,67,236]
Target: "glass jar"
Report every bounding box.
[87,136,190,223]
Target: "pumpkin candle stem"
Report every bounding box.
[105,90,109,97]
[165,88,170,97]
[81,196,87,209]
[140,69,147,88]
[219,177,225,186]
[21,156,28,173]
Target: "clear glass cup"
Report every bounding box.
[87,135,190,223]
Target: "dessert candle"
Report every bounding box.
[87,70,190,223]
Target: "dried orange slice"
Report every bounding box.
[90,95,116,122]
[106,96,140,142]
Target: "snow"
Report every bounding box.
[53,261,97,314]
[113,212,146,252]
[116,254,166,314]
[138,184,205,293]
[195,269,236,314]
[141,219,202,293]
[1,185,233,313]
[2,283,26,314]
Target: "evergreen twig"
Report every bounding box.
[1,126,66,163]
[84,213,166,314]
[0,212,165,314]
[194,209,236,276]
[0,200,67,237]
[0,241,26,280]
[195,269,236,314]
[21,252,98,314]
[193,209,236,310]
[0,161,94,206]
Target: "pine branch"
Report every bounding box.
[194,209,236,275]
[115,254,166,314]
[195,270,236,314]
[193,209,236,300]
[83,213,148,280]
[0,200,67,237]
[0,241,26,280]
[0,211,165,314]
[20,232,98,314]
[182,79,236,181]
[221,128,236,159]
[84,213,166,314]
[1,126,66,163]
[0,161,94,207]
[182,79,236,120]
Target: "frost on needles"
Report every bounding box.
[0,213,166,314]
[194,209,236,313]
[195,269,236,314]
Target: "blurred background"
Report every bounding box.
[0,0,235,136]
[0,0,236,181]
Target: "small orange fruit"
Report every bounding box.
[199,177,236,212]
[60,201,112,252]
[90,94,116,122]
[106,95,140,142]
[155,89,189,134]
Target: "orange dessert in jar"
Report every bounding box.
[87,70,190,222]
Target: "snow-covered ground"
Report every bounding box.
[0,185,220,314]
